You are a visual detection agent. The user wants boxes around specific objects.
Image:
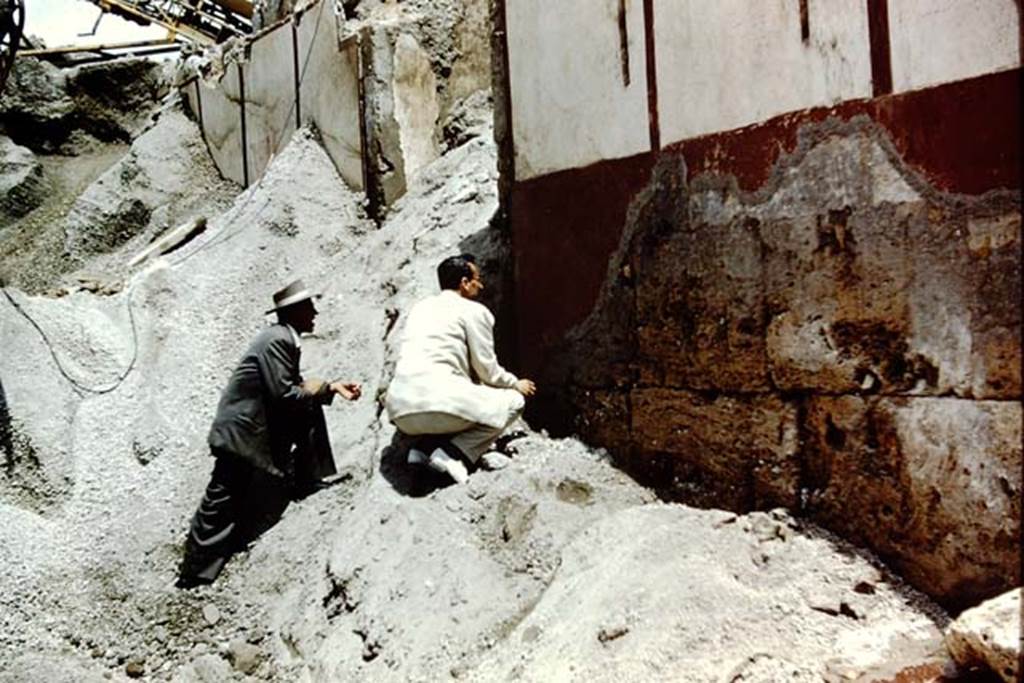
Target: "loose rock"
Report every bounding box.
[945,588,1021,683]
[202,604,221,626]
[227,639,261,675]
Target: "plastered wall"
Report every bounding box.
[505,0,651,180]
[297,9,363,190]
[655,0,872,143]
[888,0,1020,93]
[245,22,298,185]
[504,0,1022,181]
[188,70,246,187]
[499,0,1022,608]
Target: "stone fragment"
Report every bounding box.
[597,625,629,644]
[479,451,511,471]
[227,639,262,675]
[202,604,221,626]
[804,396,1021,608]
[184,653,233,681]
[124,658,145,678]
[945,588,1021,683]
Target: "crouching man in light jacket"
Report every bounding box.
[385,254,536,483]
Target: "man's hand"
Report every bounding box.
[331,382,362,401]
[514,378,536,397]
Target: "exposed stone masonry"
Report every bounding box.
[553,117,1021,609]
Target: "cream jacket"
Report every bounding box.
[386,290,521,429]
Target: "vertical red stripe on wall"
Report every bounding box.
[292,22,301,128]
[867,0,893,96]
[495,0,516,188]
[643,0,660,151]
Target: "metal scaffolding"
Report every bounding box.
[2,0,253,84]
[85,0,253,45]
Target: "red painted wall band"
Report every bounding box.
[509,68,1021,376]
[665,68,1020,195]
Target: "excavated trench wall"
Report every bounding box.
[496,0,1021,609]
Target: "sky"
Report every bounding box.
[25,0,167,48]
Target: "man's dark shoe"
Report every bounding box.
[175,573,213,590]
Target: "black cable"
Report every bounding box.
[1,286,139,396]
[2,0,330,395]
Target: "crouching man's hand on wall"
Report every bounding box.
[515,379,537,397]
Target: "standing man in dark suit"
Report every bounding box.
[176,279,361,588]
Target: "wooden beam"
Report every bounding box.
[20,38,182,57]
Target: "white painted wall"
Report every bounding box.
[506,0,651,180]
[888,0,1021,94]
[200,71,247,186]
[179,0,363,191]
[245,24,298,184]
[297,9,363,190]
[655,0,872,145]
[392,33,441,182]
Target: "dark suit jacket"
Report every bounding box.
[0,378,12,461]
[208,324,335,480]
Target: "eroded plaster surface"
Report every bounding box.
[526,117,1021,607]
[198,71,246,186]
[392,33,440,182]
[297,10,363,189]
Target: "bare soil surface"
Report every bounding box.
[0,143,127,291]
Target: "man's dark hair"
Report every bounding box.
[437,253,477,290]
